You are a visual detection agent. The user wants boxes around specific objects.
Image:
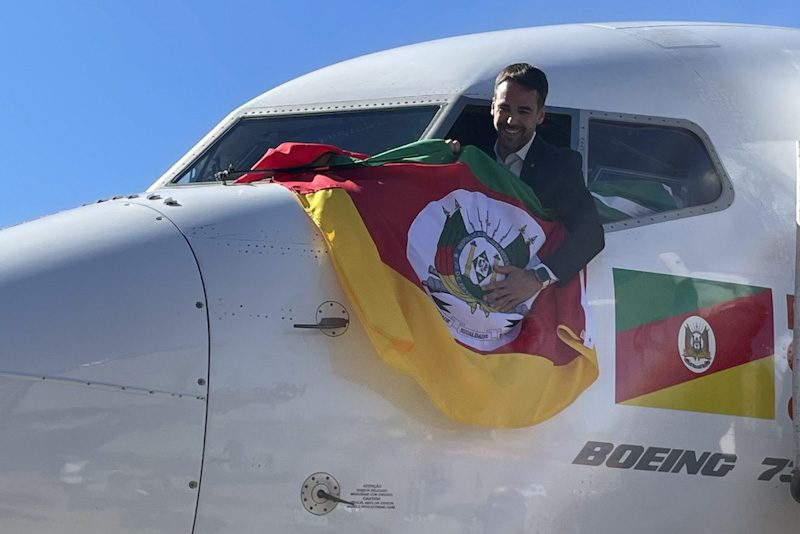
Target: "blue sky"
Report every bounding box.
[0,0,796,229]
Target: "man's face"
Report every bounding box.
[490,80,545,157]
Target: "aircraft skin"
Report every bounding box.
[1,21,800,533]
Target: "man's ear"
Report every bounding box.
[537,106,546,125]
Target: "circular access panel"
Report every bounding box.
[301,472,342,515]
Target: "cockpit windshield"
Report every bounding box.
[173,106,439,183]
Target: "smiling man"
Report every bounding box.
[482,63,604,312]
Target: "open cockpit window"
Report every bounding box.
[174,106,439,184]
[587,118,727,225]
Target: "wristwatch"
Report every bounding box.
[533,265,554,289]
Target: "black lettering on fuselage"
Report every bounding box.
[671,451,710,475]
[634,447,670,471]
[606,445,644,469]
[572,441,614,466]
[701,453,737,477]
[657,449,684,472]
[572,441,736,479]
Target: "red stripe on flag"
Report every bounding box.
[282,163,560,285]
[616,289,773,403]
[347,163,556,283]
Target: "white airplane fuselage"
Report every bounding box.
[1,22,800,533]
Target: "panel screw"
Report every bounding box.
[189,481,198,489]
[197,378,206,386]
[195,301,204,309]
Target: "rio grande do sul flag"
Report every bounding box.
[238,140,599,428]
[614,268,774,419]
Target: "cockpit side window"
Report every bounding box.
[174,106,439,184]
[587,119,726,225]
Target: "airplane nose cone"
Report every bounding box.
[0,200,208,532]
[0,200,207,391]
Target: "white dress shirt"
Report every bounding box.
[493,132,536,178]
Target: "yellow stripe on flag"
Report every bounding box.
[621,356,775,419]
[302,189,599,428]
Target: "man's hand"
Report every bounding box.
[483,265,542,312]
[445,139,461,154]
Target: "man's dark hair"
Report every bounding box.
[495,63,548,108]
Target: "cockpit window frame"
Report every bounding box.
[580,110,734,232]
[160,97,733,234]
[163,97,451,187]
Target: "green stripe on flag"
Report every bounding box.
[366,139,459,165]
[457,146,552,220]
[613,268,769,332]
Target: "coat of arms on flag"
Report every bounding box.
[409,190,546,351]
[237,140,599,428]
[679,316,716,373]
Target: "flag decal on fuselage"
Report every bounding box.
[614,268,774,419]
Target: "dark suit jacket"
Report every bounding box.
[520,135,604,282]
